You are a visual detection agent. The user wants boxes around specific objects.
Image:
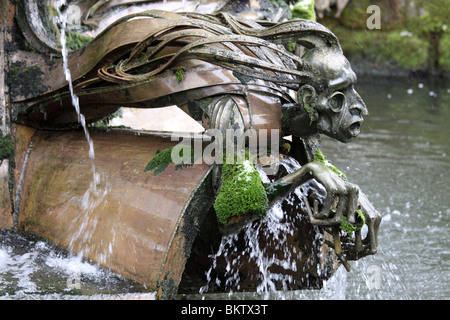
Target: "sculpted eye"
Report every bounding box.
[329,92,345,113]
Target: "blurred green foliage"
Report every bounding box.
[317,0,449,74]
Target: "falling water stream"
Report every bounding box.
[56,0,97,187]
[53,0,106,265]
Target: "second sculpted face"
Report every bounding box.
[293,49,368,143]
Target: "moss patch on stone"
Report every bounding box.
[290,0,316,21]
[65,31,93,51]
[214,153,268,225]
[174,67,186,84]
[340,209,365,236]
[144,147,175,175]
[144,146,197,175]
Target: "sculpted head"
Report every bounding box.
[288,43,368,143]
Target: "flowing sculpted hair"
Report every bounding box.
[96,11,342,90]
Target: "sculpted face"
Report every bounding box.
[293,49,368,143]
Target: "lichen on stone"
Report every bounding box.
[313,149,347,179]
[7,64,47,98]
[0,133,14,160]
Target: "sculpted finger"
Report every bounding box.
[333,194,347,223]
[320,185,337,218]
[346,183,360,224]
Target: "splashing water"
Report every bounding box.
[200,201,295,297]
[0,231,148,298]
[199,156,331,298]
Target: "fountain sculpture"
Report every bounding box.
[0,0,381,299]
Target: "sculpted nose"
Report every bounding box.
[352,101,368,117]
[351,91,368,117]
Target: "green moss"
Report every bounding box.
[0,133,14,160]
[174,67,186,84]
[303,104,315,124]
[144,147,175,175]
[290,0,316,21]
[144,146,197,175]
[313,149,347,179]
[286,42,296,53]
[214,152,268,224]
[65,32,93,51]
[340,209,365,236]
[281,142,291,154]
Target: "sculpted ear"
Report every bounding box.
[297,85,318,122]
[297,84,317,106]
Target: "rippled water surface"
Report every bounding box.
[1,77,449,299]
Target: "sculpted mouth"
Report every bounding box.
[349,121,361,137]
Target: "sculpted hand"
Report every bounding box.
[279,161,360,226]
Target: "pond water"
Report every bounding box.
[1,77,449,300]
[315,77,450,300]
